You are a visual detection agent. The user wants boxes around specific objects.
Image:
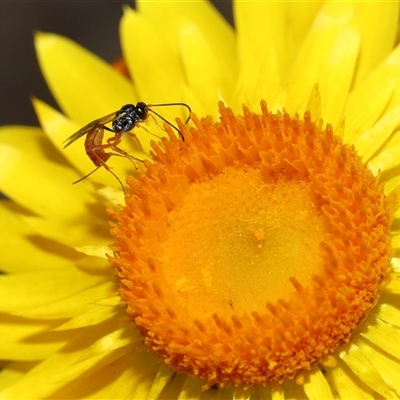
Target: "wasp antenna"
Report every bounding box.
[148,109,185,141]
[149,102,192,125]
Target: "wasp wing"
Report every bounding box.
[63,111,121,148]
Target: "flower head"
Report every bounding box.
[110,101,393,389]
[1,2,400,399]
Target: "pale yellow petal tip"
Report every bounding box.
[122,4,134,14]
[320,355,338,368]
[34,30,59,49]
[74,245,110,259]
[33,30,44,39]
[383,272,400,294]
[391,259,400,272]
[93,295,121,307]
[305,82,321,122]
[269,89,287,114]
[386,184,400,217]
[96,185,125,207]
[294,372,305,385]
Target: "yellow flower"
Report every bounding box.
[1,1,400,399]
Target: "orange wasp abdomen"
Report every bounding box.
[84,127,111,167]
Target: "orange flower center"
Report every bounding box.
[109,102,392,388]
[162,168,327,316]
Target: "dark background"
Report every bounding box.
[0,1,233,128]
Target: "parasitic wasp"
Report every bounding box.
[63,101,191,193]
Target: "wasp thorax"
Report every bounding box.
[113,116,135,132]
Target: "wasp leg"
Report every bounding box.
[72,166,101,184]
[72,161,126,194]
[107,135,144,169]
[87,142,127,193]
[93,153,127,193]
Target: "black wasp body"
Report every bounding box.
[112,102,149,133]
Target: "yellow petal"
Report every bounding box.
[373,301,400,328]
[54,303,119,331]
[32,97,85,167]
[283,380,307,399]
[357,337,400,395]
[386,184,400,218]
[74,245,109,259]
[0,361,38,392]
[391,236,400,254]
[250,52,282,113]
[384,175,400,196]
[158,373,188,400]
[326,360,374,399]
[0,125,66,165]
[306,83,322,122]
[286,2,354,113]
[234,2,286,109]
[361,318,400,360]
[19,215,111,248]
[216,386,234,399]
[137,0,235,79]
[181,84,215,122]
[383,271,400,294]
[387,79,400,113]
[287,3,323,58]
[93,296,120,307]
[302,364,334,399]
[344,45,400,143]
[52,344,134,385]
[0,319,124,398]
[255,385,272,400]
[269,382,285,400]
[0,314,69,361]
[177,378,203,400]
[233,386,251,399]
[0,204,76,273]
[147,363,175,400]
[34,32,136,125]
[65,352,158,399]
[15,281,116,320]
[179,19,224,116]
[352,2,399,86]
[269,89,287,115]
[367,139,400,176]
[0,143,94,220]
[389,260,400,273]
[340,341,393,398]
[355,104,400,162]
[346,80,396,145]
[318,27,360,127]
[76,326,140,365]
[120,7,183,103]
[95,185,125,207]
[0,268,107,314]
